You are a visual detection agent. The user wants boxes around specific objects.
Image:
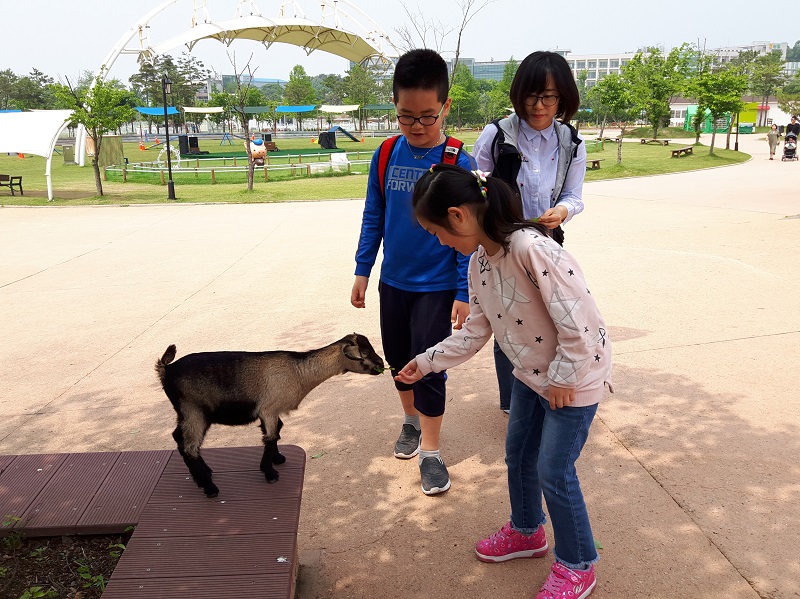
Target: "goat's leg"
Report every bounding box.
[259,415,282,483]
[174,413,218,497]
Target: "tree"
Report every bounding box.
[587,74,638,164]
[340,64,378,131]
[283,65,315,130]
[691,66,747,154]
[623,44,694,139]
[786,40,800,62]
[0,69,18,110]
[750,51,785,126]
[777,91,800,120]
[52,69,136,196]
[449,62,479,127]
[227,53,259,192]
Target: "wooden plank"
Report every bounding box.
[132,497,301,538]
[148,468,304,503]
[163,444,305,475]
[103,573,292,599]
[19,452,119,536]
[78,450,171,534]
[0,455,17,475]
[111,532,297,580]
[0,453,66,532]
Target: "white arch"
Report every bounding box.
[78,0,398,164]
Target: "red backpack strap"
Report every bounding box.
[441,136,464,165]
[378,135,401,202]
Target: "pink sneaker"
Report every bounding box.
[475,521,548,563]
[535,562,596,599]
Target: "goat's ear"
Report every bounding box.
[342,341,362,360]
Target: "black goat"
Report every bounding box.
[156,333,384,497]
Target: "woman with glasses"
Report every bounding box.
[473,51,586,416]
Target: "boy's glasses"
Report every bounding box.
[396,105,445,126]
[525,94,560,107]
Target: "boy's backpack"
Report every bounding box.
[377,135,464,201]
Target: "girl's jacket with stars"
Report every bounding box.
[416,229,612,406]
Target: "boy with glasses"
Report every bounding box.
[350,49,475,495]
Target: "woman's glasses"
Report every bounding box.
[525,94,560,107]
[396,105,445,126]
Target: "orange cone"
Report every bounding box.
[155,137,160,145]
[139,142,145,151]
[311,136,315,144]
[18,153,24,159]
[361,137,365,143]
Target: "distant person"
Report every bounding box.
[350,49,475,495]
[767,124,780,160]
[472,50,586,413]
[786,116,800,137]
[396,165,612,599]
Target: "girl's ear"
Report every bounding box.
[447,206,466,223]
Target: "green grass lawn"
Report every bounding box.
[0,131,749,206]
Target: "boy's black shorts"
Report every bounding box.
[379,281,455,418]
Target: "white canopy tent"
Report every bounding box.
[318,105,360,113]
[0,110,73,201]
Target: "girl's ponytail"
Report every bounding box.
[412,164,546,253]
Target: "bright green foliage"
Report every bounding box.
[623,44,695,140]
[449,63,480,127]
[777,91,800,118]
[749,51,786,125]
[52,69,137,196]
[283,65,316,129]
[341,64,379,130]
[691,66,748,153]
[587,74,638,164]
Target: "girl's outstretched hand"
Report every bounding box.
[547,385,576,410]
[395,359,423,384]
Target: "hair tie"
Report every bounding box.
[471,169,490,197]
[429,166,435,173]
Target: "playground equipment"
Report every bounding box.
[156,144,182,170]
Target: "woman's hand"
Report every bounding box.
[395,359,423,384]
[539,205,569,230]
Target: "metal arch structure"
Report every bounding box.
[77,0,398,164]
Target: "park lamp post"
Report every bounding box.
[162,74,176,200]
[734,112,740,152]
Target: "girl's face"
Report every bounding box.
[418,207,485,256]
[524,75,560,131]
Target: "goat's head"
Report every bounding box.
[340,333,385,375]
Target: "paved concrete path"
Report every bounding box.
[1,133,797,598]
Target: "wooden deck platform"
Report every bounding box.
[0,445,306,598]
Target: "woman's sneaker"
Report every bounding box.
[393,424,421,458]
[535,562,596,599]
[475,522,548,562]
[419,456,450,495]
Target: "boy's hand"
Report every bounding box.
[395,359,423,384]
[451,300,470,330]
[539,206,569,229]
[351,276,369,308]
[547,384,575,410]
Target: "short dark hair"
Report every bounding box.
[392,49,450,105]
[509,51,580,124]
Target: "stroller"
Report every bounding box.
[783,133,798,161]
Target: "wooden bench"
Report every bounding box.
[671,146,694,158]
[641,138,671,146]
[586,158,605,170]
[0,174,23,195]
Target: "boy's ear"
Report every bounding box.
[442,97,452,116]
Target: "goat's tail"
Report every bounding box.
[155,344,177,385]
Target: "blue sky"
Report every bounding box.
[1,0,794,83]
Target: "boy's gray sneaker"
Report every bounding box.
[420,456,451,495]
[394,424,421,458]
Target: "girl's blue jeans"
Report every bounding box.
[506,378,599,570]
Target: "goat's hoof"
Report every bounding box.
[273,452,286,465]
[265,472,280,484]
[204,484,220,498]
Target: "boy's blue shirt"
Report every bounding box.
[355,136,476,303]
